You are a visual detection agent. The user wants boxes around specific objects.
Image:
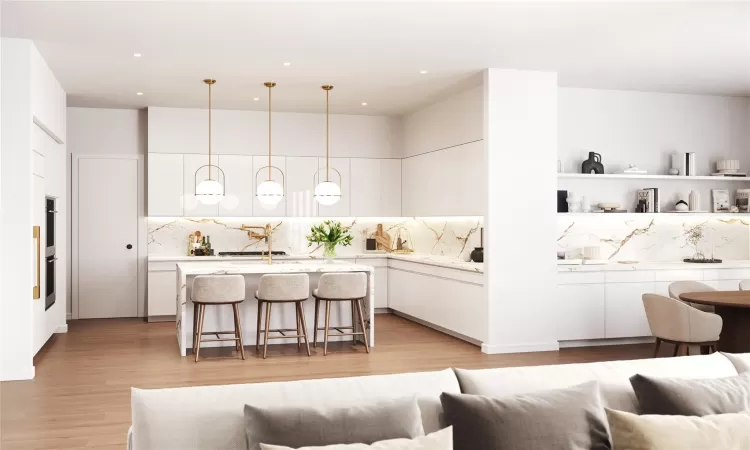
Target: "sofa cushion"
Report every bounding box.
[454,353,738,413]
[440,382,611,450]
[606,408,750,450]
[244,397,424,450]
[130,369,459,450]
[630,372,750,415]
[259,427,452,450]
[722,352,750,373]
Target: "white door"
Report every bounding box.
[78,158,138,318]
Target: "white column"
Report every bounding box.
[482,69,559,354]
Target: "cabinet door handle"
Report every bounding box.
[33,226,40,300]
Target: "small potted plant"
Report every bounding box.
[306,220,353,261]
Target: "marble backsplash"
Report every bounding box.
[558,215,750,261]
[148,217,484,260]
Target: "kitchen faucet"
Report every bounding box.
[240,224,274,264]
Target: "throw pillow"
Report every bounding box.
[722,352,750,373]
[244,396,425,450]
[606,408,750,450]
[259,427,452,450]
[440,381,611,450]
[629,372,750,415]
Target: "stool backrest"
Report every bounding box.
[317,272,367,299]
[257,274,310,301]
[192,275,246,303]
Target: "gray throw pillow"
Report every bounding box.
[244,396,425,450]
[440,381,611,450]
[630,372,750,416]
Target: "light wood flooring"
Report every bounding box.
[1,314,655,450]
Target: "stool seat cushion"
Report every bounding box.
[192,275,246,304]
[257,274,310,301]
[315,273,367,299]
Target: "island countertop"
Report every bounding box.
[174,260,375,356]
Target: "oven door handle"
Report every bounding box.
[33,226,40,300]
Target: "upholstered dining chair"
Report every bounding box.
[642,293,722,358]
[740,280,750,291]
[668,280,716,312]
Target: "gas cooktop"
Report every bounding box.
[217,251,287,257]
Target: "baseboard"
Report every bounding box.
[374,307,391,314]
[55,324,69,334]
[0,365,35,381]
[147,315,176,323]
[391,311,482,347]
[559,337,655,348]
[481,341,560,354]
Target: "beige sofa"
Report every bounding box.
[129,352,750,450]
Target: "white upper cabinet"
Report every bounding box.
[253,156,286,216]
[217,154,253,217]
[316,157,350,217]
[351,158,401,217]
[286,156,319,217]
[148,153,183,216]
[184,153,219,217]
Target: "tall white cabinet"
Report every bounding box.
[148,153,183,216]
[217,154,254,217]
[350,158,402,217]
[286,156,319,217]
[316,157,350,217]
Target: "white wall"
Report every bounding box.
[148,107,401,158]
[559,88,750,175]
[483,69,559,354]
[67,107,148,317]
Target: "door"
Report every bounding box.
[78,158,138,318]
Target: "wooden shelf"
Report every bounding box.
[558,173,750,182]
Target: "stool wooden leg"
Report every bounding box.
[653,338,661,358]
[355,299,370,353]
[233,303,245,360]
[313,298,320,348]
[351,300,357,346]
[193,303,199,352]
[297,302,311,357]
[295,303,301,351]
[263,302,272,359]
[323,300,331,356]
[256,300,263,352]
[195,304,206,362]
[673,343,681,357]
[231,304,240,352]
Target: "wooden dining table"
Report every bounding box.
[679,291,750,353]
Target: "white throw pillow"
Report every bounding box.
[259,427,452,450]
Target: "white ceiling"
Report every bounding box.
[3,1,749,116]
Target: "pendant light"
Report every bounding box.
[314,85,342,206]
[195,79,225,205]
[256,82,284,207]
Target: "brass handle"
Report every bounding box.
[33,226,40,299]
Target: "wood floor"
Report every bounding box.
[1,314,654,450]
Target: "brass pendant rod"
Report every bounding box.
[326,88,329,182]
[268,84,272,180]
[204,79,216,180]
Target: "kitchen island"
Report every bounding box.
[175,261,374,356]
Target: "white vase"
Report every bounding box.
[689,190,700,211]
[567,192,581,213]
[580,196,591,213]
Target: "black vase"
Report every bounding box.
[581,152,604,174]
[470,247,484,263]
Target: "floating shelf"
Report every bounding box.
[558,173,750,182]
[558,212,750,218]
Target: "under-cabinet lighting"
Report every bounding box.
[133,53,142,58]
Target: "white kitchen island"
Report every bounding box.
[175,261,375,356]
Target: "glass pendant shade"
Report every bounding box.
[314,181,341,206]
[195,178,224,205]
[257,180,284,206]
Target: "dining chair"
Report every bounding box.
[668,280,716,312]
[642,293,722,357]
[740,280,750,291]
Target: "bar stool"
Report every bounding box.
[255,274,312,359]
[313,272,370,356]
[192,274,246,362]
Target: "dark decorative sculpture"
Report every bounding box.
[581,152,604,174]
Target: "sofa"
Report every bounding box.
[128,352,750,450]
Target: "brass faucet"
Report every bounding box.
[241,224,274,264]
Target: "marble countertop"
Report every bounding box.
[176,260,374,276]
[151,253,484,273]
[558,260,750,272]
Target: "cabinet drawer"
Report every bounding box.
[702,269,750,281]
[605,282,653,338]
[147,271,177,317]
[605,271,655,283]
[654,270,704,282]
[557,284,605,340]
[557,271,605,285]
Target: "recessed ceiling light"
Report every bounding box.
[136,92,144,96]
[419,70,428,74]
[361,102,368,106]
[253,97,260,101]
[283,62,291,67]
[133,53,142,58]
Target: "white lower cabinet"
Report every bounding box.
[557,284,605,341]
[604,282,653,338]
[147,270,177,317]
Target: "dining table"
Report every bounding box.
[678,291,750,353]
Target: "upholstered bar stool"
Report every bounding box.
[192,274,246,362]
[255,274,311,359]
[313,272,370,356]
